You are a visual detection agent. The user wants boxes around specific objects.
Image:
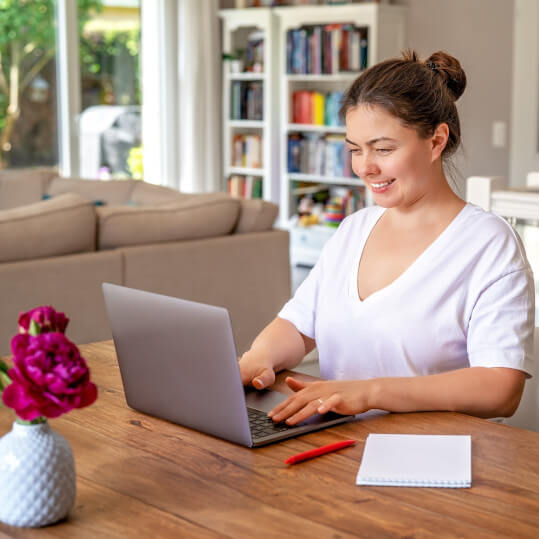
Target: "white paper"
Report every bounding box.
[356,434,471,488]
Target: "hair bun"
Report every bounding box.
[425,51,466,101]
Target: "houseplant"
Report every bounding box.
[0,306,97,528]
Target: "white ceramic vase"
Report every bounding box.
[0,421,76,527]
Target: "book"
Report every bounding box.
[356,434,472,488]
[312,92,325,125]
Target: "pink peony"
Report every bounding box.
[2,332,97,421]
[18,306,69,336]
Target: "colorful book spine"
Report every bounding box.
[231,134,262,168]
[228,175,263,199]
[230,82,264,121]
[287,133,356,179]
[292,90,343,126]
[288,134,302,173]
[287,24,368,75]
[312,92,325,125]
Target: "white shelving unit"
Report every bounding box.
[273,4,406,265]
[219,8,279,204]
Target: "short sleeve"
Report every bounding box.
[278,258,322,339]
[467,268,535,376]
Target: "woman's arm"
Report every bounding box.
[369,366,526,417]
[269,366,526,424]
[239,317,315,389]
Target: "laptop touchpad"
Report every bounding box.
[244,387,288,413]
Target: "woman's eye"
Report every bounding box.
[347,148,361,155]
[376,148,393,154]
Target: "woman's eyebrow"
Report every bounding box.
[345,136,397,146]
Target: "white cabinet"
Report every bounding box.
[219,5,406,265]
[273,4,406,265]
[219,8,279,203]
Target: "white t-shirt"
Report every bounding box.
[279,203,535,381]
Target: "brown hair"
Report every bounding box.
[340,50,467,159]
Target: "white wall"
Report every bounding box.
[394,0,514,184]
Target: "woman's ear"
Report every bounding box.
[431,123,449,161]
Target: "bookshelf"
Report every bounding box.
[273,3,406,265]
[219,8,279,203]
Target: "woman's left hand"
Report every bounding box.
[268,377,373,425]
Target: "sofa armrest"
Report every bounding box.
[234,199,278,234]
[0,193,96,263]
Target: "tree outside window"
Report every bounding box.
[0,0,141,177]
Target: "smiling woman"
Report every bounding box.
[238,50,535,427]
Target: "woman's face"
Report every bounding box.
[345,104,443,210]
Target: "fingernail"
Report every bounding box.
[267,411,274,417]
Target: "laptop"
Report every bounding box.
[102,283,352,447]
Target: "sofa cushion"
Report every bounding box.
[47,177,136,205]
[0,193,96,263]
[0,167,57,210]
[96,193,240,249]
[129,181,185,205]
[234,199,278,234]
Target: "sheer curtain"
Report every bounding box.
[178,0,221,192]
[141,0,221,193]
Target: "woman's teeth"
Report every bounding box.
[372,179,395,188]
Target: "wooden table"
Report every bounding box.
[1,341,539,538]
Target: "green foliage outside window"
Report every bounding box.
[80,26,140,106]
[0,0,141,170]
[0,0,103,168]
[127,145,143,180]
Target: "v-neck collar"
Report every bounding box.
[349,203,471,305]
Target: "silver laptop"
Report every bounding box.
[102,283,351,447]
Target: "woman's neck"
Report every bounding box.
[385,170,465,230]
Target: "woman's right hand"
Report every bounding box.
[238,349,275,390]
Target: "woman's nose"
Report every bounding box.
[353,154,380,179]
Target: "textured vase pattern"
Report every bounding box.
[0,421,76,527]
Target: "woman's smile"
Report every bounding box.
[370,178,396,192]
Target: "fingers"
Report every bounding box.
[252,368,275,389]
[317,393,341,415]
[270,396,321,425]
[268,383,343,425]
[285,376,306,392]
[238,352,275,388]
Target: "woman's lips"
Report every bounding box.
[370,178,396,193]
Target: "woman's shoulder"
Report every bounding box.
[458,203,530,271]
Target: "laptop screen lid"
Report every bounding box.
[102,283,253,447]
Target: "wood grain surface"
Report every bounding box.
[0,341,538,538]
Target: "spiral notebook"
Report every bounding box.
[356,434,471,488]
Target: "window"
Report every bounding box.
[0,1,59,170]
[78,0,141,179]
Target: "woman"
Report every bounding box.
[239,50,535,425]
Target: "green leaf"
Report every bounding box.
[0,359,9,374]
[29,319,41,336]
[0,359,11,400]
[0,371,11,393]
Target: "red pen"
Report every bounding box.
[284,440,356,465]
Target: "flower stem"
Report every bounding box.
[15,416,47,425]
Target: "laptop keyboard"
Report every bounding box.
[247,407,295,439]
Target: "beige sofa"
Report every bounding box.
[0,168,290,356]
